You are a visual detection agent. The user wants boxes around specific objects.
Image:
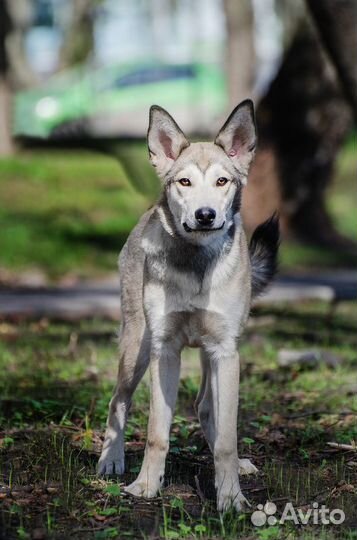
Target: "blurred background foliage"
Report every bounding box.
[0,0,356,283]
[0,4,356,538]
[0,140,355,282]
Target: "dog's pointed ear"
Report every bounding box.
[147,105,190,177]
[215,99,257,183]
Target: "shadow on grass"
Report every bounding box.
[1,358,357,539]
[1,427,356,539]
[1,308,357,538]
[2,210,133,252]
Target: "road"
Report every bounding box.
[0,272,355,320]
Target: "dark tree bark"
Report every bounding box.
[0,0,11,74]
[0,0,14,155]
[243,22,354,251]
[306,0,357,123]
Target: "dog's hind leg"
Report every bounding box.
[195,350,258,477]
[98,323,150,476]
[195,350,215,451]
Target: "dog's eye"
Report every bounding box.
[216,177,228,186]
[178,178,191,187]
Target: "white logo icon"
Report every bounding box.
[251,502,277,526]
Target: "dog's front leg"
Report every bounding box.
[125,342,180,498]
[209,348,250,513]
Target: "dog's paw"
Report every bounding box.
[124,479,159,499]
[216,472,251,513]
[238,458,258,476]
[98,435,125,476]
[217,483,250,513]
[97,457,124,476]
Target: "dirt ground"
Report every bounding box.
[1,300,357,539]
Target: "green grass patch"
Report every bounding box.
[0,141,355,280]
[0,301,356,537]
[0,150,150,279]
[280,141,357,270]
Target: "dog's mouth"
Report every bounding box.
[183,222,225,233]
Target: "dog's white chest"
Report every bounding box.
[142,215,251,345]
[144,270,248,349]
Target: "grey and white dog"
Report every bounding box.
[98,100,279,512]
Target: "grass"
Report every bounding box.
[0,139,355,281]
[0,300,356,538]
[0,137,355,538]
[327,137,357,241]
[279,137,357,270]
[0,149,150,280]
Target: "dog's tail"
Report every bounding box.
[249,213,280,298]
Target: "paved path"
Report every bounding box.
[0,272,355,320]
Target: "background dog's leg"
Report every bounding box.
[195,350,215,451]
[98,325,150,476]
[210,350,250,512]
[125,344,180,498]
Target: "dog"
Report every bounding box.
[98,99,279,512]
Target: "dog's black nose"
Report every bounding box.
[195,207,216,226]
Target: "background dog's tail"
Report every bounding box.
[249,213,280,298]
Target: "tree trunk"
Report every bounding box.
[223,0,255,108]
[306,0,357,123]
[242,22,353,250]
[60,0,94,67]
[6,0,37,88]
[0,0,14,156]
[0,77,14,155]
